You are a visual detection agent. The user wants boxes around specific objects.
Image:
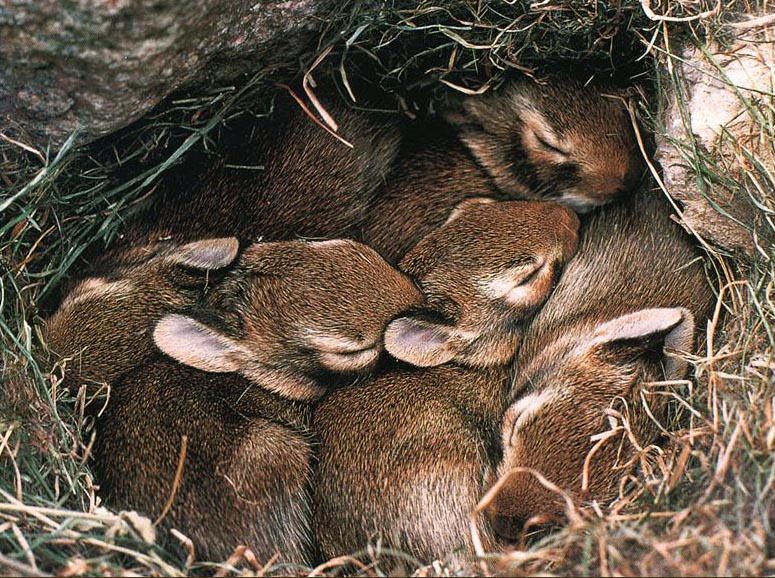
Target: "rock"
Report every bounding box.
[657,15,775,259]
[0,0,343,148]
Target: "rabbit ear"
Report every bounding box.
[154,314,328,401]
[164,238,239,270]
[154,314,253,373]
[590,307,695,380]
[384,316,458,368]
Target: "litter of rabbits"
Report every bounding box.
[1,1,772,576]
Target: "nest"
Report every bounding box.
[1,0,773,575]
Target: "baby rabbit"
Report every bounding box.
[94,363,314,564]
[113,86,402,249]
[446,78,643,210]
[44,237,240,392]
[49,82,402,390]
[153,239,423,401]
[488,184,715,541]
[313,199,579,563]
[362,78,643,263]
[384,197,580,369]
[93,238,423,563]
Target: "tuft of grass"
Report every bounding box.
[0,69,287,576]
[1,0,773,575]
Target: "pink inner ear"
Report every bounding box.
[592,308,685,345]
[384,317,456,367]
[589,307,696,379]
[153,314,243,373]
[663,309,695,379]
[169,237,240,270]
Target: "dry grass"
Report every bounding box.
[1,0,773,575]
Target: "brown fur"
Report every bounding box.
[154,239,424,401]
[489,184,715,539]
[113,89,401,249]
[386,199,580,368]
[93,365,314,563]
[47,86,402,393]
[43,85,412,563]
[361,78,643,263]
[313,200,580,562]
[44,237,240,393]
[446,79,644,210]
[91,238,422,563]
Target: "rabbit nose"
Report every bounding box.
[489,509,557,546]
[489,512,525,543]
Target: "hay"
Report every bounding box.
[1,0,772,575]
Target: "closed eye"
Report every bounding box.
[303,330,376,355]
[510,261,542,286]
[502,257,544,286]
[535,134,570,157]
[312,342,373,355]
[318,346,380,373]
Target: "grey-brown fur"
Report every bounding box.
[313,200,580,562]
[113,88,402,249]
[154,239,424,401]
[362,78,643,263]
[44,237,240,393]
[93,364,314,563]
[48,84,402,393]
[447,79,643,210]
[490,184,715,538]
[43,85,415,563]
[70,238,422,562]
[313,363,509,563]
